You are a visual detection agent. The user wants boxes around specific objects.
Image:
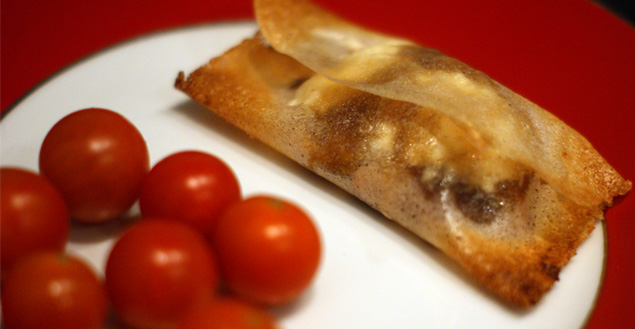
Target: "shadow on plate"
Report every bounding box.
[68,211,140,245]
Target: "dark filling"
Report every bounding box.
[451,181,504,224]
[413,166,530,224]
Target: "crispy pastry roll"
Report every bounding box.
[175,0,631,306]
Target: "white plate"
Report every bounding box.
[0,22,604,329]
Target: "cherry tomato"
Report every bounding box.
[139,150,241,238]
[39,108,150,223]
[211,195,321,305]
[105,219,219,329]
[0,168,69,273]
[177,297,278,329]
[1,252,108,329]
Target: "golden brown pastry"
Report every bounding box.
[175,0,631,306]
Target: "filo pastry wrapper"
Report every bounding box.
[175,0,631,306]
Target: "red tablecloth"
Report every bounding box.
[2,0,634,327]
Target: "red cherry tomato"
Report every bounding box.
[105,219,219,329]
[139,150,241,238]
[211,195,321,305]
[39,108,150,223]
[177,297,278,329]
[0,168,69,273]
[1,252,108,329]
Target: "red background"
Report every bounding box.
[2,0,634,327]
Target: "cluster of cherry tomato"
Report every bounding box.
[1,108,322,329]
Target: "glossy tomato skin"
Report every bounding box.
[212,195,321,305]
[1,252,108,329]
[0,168,69,273]
[139,150,241,238]
[39,108,150,223]
[105,219,219,329]
[177,297,278,329]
